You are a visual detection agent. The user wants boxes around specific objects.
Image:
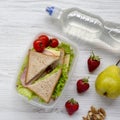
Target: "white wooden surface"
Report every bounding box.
[0,0,120,120]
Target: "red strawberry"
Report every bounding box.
[76,78,90,93]
[65,98,79,115]
[88,51,100,72]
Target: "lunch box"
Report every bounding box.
[15,30,79,109]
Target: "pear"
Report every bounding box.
[95,60,120,99]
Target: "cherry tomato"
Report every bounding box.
[49,38,59,48]
[33,39,45,52]
[38,35,49,47]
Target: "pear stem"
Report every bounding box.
[116,59,120,66]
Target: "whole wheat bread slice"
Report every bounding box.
[25,50,59,84]
[37,49,65,78]
[27,69,61,103]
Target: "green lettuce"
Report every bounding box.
[17,85,36,100]
[17,55,28,85]
[52,42,74,99]
[58,42,74,71]
[16,55,37,100]
[52,64,68,99]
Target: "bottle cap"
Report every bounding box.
[46,7,55,16]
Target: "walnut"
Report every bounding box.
[83,106,106,120]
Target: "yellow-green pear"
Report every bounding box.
[95,62,120,99]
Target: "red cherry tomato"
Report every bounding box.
[49,38,59,48]
[38,35,49,47]
[33,39,45,52]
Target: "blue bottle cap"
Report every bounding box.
[46,6,55,16]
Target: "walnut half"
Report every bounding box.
[83,106,106,120]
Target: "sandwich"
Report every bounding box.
[16,41,74,103]
[27,69,62,103]
[26,48,66,103]
[25,50,60,84]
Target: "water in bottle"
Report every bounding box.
[46,6,120,53]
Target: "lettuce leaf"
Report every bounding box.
[59,42,74,71]
[16,55,36,100]
[51,42,74,99]
[17,85,36,100]
[17,55,28,85]
[52,64,68,99]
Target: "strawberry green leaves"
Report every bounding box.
[65,98,79,115]
[88,51,101,72]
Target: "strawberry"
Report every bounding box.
[87,51,100,72]
[76,78,90,93]
[65,98,79,115]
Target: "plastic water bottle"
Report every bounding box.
[46,6,120,54]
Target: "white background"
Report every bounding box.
[0,0,120,120]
